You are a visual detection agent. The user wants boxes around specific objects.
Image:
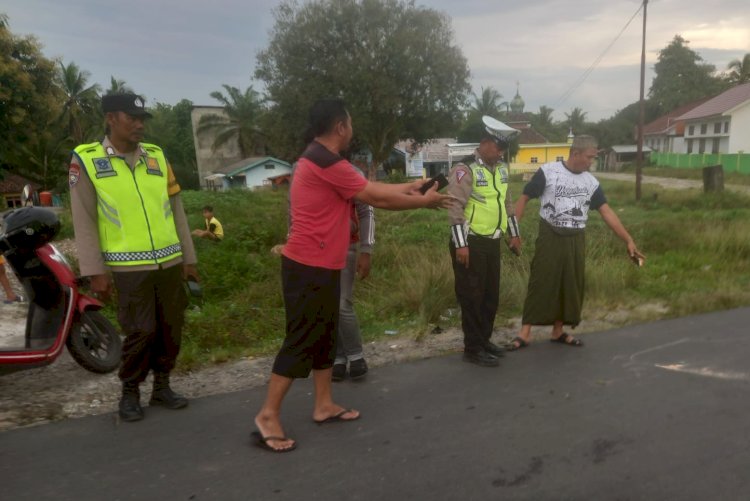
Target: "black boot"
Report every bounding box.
[119,383,144,422]
[149,373,188,409]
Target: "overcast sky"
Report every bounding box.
[3,0,748,121]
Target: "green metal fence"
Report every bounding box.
[651,152,750,174]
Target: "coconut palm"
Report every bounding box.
[469,87,507,117]
[197,85,266,157]
[565,107,588,135]
[727,54,750,84]
[105,76,133,95]
[56,61,101,144]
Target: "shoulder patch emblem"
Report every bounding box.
[456,169,468,183]
[68,164,80,188]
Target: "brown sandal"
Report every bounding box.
[550,332,583,347]
[506,337,529,351]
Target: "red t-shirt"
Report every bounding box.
[283,142,368,270]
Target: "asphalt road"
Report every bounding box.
[2,308,750,501]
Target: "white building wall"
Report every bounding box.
[240,163,293,188]
[728,104,750,153]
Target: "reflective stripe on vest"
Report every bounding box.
[464,162,509,236]
[74,142,182,267]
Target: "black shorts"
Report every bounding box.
[272,256,341,378]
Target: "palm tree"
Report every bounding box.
[536,106,555,128]
[565,107,588,134]
[727,54,750,84]
[56,61,101,144]
[197,84,265,157]
[105,76,133,95]
[469,87,507,117]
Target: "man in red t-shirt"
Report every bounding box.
[252,99,454,453]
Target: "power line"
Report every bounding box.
[554,2,645,109]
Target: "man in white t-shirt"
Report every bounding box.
[508,135,645,350]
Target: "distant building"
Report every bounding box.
[604,145,653,171]
[392,138,456,177]
[641,98,711,154]
[676,83,750,154]
[204,156,292,191]
[190,106,243,189]
[0,174,39,208]
[505,86,573,169]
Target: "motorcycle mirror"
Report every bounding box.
[21,184,32,206]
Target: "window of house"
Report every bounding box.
[712,138,720,154]
[688,125,694,136]
[714,122,721,134]
[5,196,22,208]
[687,139,693,154]
[700,124,707,135]
[699,138,706,153]
[724,122,729,134]
[264,164,275,170]
[530,157,538,163]
[555,156,564,161]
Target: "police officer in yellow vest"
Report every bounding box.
[448,121,522,367]
[69,93,198,422]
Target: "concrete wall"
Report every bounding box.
[729,104,750,153]
[190,106,243,188]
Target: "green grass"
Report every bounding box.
[55,181,750,370]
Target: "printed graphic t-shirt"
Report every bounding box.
[282,141,369,270]
[523,161,607,229]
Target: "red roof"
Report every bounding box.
[642,97,712,136]
[678,83,750,121]
[0,174,39,194]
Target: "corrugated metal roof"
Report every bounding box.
[214,156,291,176]
[643,97,712,135]
[678,83,750,121]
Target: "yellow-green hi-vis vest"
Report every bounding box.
[74,142,182,267]
[464,162,509,236]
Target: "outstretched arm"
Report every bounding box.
[355,180,454,210]
[598,203,645,261]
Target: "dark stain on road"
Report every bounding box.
[492,456,544,487]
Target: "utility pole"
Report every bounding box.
[635,0,648,201]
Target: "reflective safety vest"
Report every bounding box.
[464,162,509,236]
[74,142,182,267]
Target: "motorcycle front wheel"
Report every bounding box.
[66,311,122,374]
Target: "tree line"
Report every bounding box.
[2,2,749,191]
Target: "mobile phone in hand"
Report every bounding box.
[419,173,449,194]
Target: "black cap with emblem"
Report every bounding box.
[101,93,153,118]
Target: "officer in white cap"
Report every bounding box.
[447,117,521,367]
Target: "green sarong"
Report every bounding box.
[522,219,586,327]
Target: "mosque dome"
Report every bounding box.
[510,84,525,114]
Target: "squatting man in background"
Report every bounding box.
[192,205,224,241]
[70,93,198,422]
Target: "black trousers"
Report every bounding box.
[273,256,341,379]
[113,265,188,385]
[450,235,501,352]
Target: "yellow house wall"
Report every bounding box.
[514,144,571,164]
